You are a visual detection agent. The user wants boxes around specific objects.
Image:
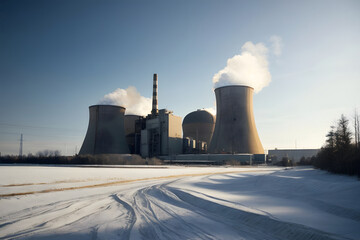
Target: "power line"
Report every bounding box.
[0,122,84,132]
[0,131,82,138]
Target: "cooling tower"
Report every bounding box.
[208,85,264,154]
[79,105,130,155]
[182,110,215,145]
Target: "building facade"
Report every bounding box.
[268,149,319,163]
[140,109,183,157]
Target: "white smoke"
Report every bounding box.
[212,41,271,93]
[203,107,216,115]
[99,86,152,116]
[269,35,282,56]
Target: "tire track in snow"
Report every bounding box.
[250,171,360,223]
[0,190,141,239]
[0,169,270,198]
[126,180,341,240]
[130,184,221,240]
[167,186,348,240]
[0,178,119,187]
[111,194,136,239]
[1,168,355,240]
[0,195,111,239]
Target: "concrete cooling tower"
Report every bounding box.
[79,105,130,155]
[208,85,264,154]
[182,110,215,145]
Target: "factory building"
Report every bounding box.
[124,115,142,154]
[138,74,183,157]
[268,149,319,163]
[140,109,182,157]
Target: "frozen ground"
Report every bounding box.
[0,165,359,240]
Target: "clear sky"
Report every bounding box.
[1,0,359,156]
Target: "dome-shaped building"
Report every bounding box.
[182,110,215,148]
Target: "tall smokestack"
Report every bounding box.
[151,73,158,116]
[208,85,264,154]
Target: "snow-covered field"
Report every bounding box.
[0,165,359,240]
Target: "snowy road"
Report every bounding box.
[0,165,359,239]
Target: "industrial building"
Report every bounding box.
[140,109,183,157]
[121,74,183,158]
[268,149,319,163]
[79,74,267,164]
[124,115,142,153]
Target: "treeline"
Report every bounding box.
[274,156,316,167]
[0,154,163,165]
[313,114,360,177]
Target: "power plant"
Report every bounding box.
[137,74,183,157]
[79,74,266,164]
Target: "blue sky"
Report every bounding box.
[1,0,359,155]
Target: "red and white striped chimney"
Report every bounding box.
[151,73,158,116]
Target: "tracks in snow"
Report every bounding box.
[0,174,354,240]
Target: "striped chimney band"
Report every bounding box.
[152,73,158,115]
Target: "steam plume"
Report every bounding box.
[99,86,151,116]
[213,41,271,93]
[269,35,282,56]
[203,107,216,115]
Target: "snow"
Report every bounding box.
[0,165,359,239]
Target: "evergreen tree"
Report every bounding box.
[335,114,352,152]
[314,114,359,176]
[325,125,336,149]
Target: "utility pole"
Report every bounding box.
[19,134,23,158]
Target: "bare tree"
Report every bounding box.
[354,109,360,148]
[36,150,61,157]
